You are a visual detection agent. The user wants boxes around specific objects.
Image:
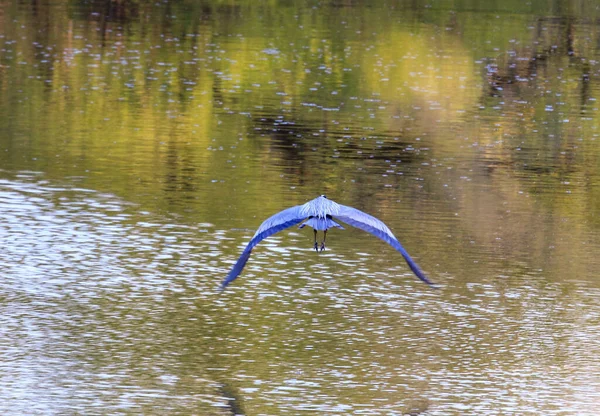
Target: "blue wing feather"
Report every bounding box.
[334,205,435,286]
[221,205,306,289]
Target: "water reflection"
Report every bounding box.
[0,174,223,413]
[1,0,600,414]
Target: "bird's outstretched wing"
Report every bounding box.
[334,204,435,286]
[221,205,307,289]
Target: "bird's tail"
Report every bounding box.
[299,217,344,231]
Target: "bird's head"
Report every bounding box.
[320,194,327,199]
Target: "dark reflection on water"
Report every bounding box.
[1,174,600,414]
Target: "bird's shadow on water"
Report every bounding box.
[403,398,430,415]
[218,382,246,416]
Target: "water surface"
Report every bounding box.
[1,1,600,414]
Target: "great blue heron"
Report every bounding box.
[221,195,434,289]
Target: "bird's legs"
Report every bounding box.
[313,229,327,251]
[320,230,327,252]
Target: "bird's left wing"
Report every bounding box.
[334,204,435,286]
[221,204,307,289]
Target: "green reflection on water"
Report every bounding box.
[2,1,598,218]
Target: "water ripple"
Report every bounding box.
[2,176,600,414]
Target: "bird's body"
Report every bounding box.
[221,195,434,289]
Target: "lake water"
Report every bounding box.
[1,1,600,414]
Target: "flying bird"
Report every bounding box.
[221,195,434,289]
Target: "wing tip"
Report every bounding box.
[401,252,437,288]
[220,271,240,291]
[419,274,438,288]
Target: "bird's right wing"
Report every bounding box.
[334,204,435,286]
[221,204,307,289]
